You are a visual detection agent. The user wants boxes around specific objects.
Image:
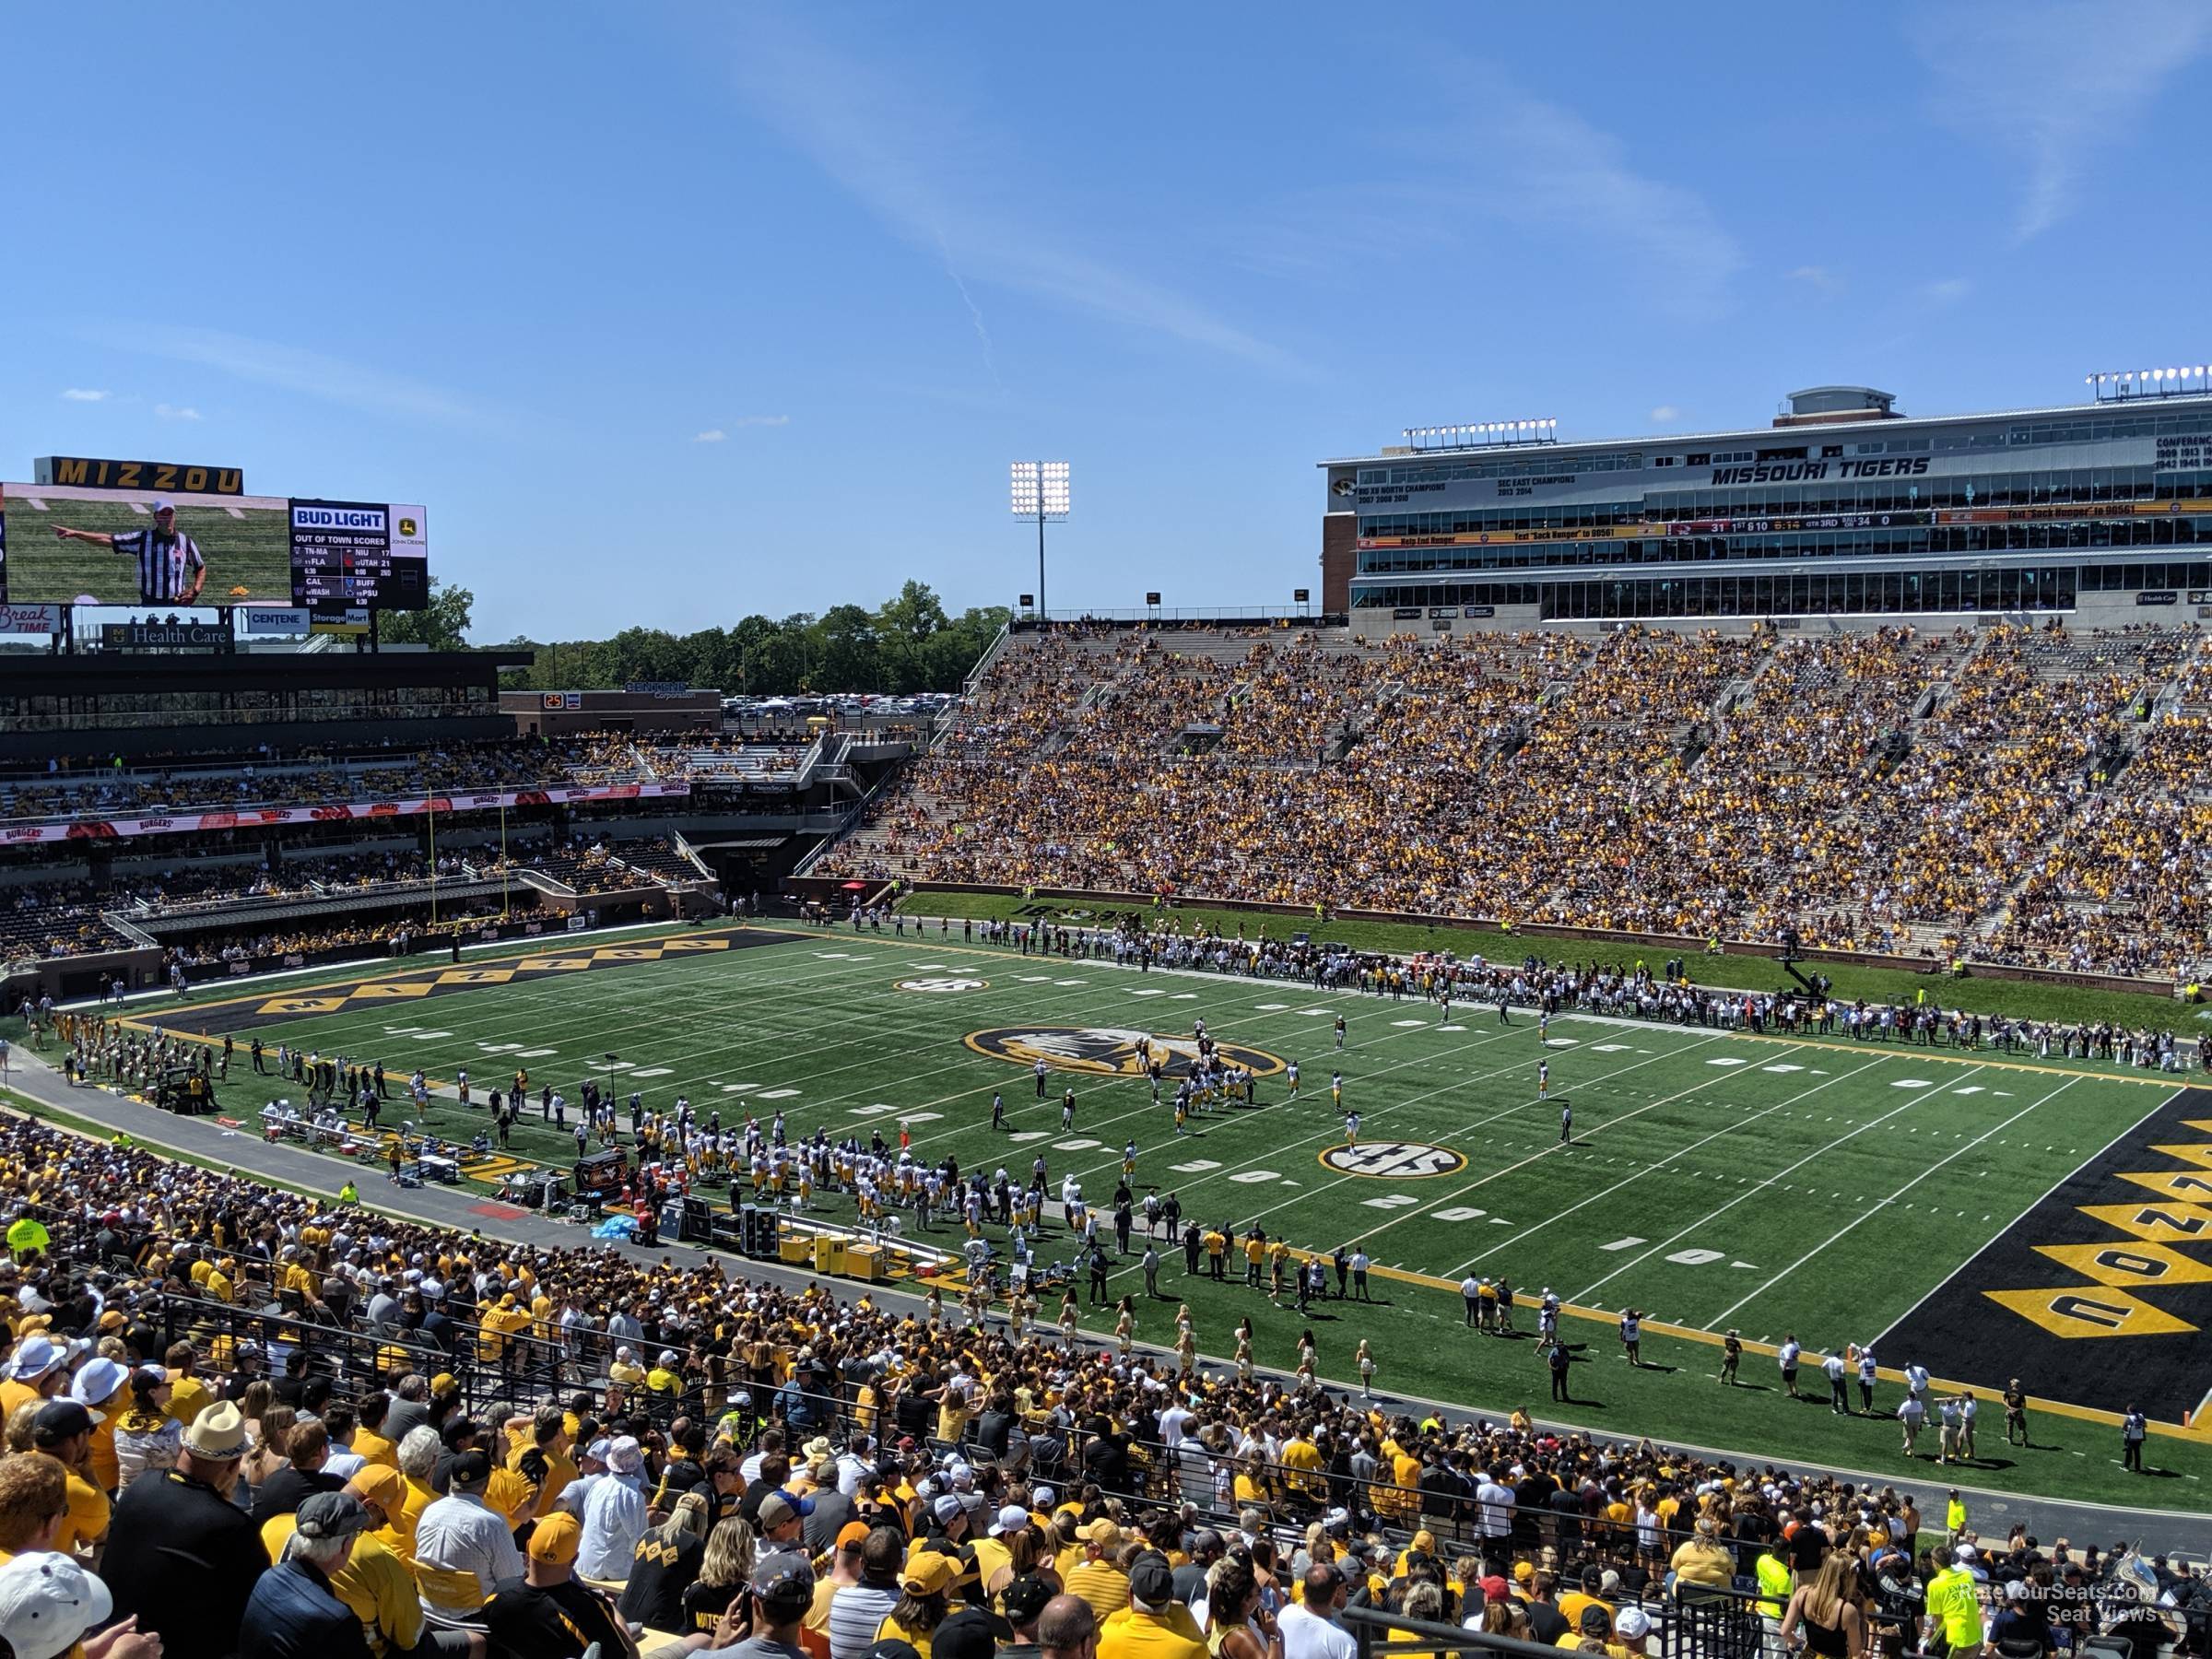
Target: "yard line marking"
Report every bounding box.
[1710,1073,2084,1329]
[1176,1034,1738,1259]
[1560,1058,1968,1302]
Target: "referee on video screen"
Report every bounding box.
[53,496,207,604]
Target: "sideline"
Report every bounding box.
[3,1046,2207,1556]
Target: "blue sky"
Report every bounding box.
[7,1,2210,640]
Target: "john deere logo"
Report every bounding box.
[1320,1141,1466,1179]
[966,1026,1286,1078]
[399,516,418,536]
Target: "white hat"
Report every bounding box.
[994,1504,1029,1535]
[0,1553,114,1659]
[608,1436,644,1475]
[1617,1607,1653,1641]
[67,1359,127,1408]
[6,1337,62,1381]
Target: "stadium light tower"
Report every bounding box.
[1010,461,1070,622]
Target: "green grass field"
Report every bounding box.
[122,923,2212,1507]
[3,487,292,606]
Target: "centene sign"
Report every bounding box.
[0,604,61,636]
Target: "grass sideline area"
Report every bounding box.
[66,924,2212,1508]
[897,890,2208,1035]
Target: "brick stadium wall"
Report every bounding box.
[1321,512,1357,615]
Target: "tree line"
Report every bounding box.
[378,579,1009,695]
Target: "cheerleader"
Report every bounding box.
[1355,1337,1376,1400]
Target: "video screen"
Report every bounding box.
[0,483,429,609]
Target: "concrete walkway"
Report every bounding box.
[4,1045,2206,1563]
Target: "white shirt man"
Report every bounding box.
[576,1440,649,1580]
[1475,1470,1516,1541]
[414,1454,526,1614]
[1280,1565,1358,1659]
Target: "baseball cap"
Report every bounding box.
[1480,1575,1512,1604]
[932,1493,963,1526]
[0,1553,113,1659]
[30,1402,94,1446]
[1617,1607,1653,1641]
[752,1549,817,1602]
[149,498,175,515]
[1954,1545,1979,1564]
[295,1492,371,1541]
[758,1493,806,1532]
[347,1465,405,1515]
[901,1553,959,1596]
[528,1512,582,1565]
[862,1643,923,1659]
[1081,1517,1121,1547]
[994,1503,1030,1536]
[1001,1573,1054,1625]
[1579,1606,1614,1635]
[1128,1553,1176,1608]
[933,1609,1013,1659]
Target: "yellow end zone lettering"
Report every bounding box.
[2077,1201,2212,1243]
[2116,1169,2212,1203]
[1983,1287,2198,1338]
[256,995,347,1015]
[2033,1241,2212,1288]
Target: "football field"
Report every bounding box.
[158,921,2212,1454]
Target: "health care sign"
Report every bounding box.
[0,782,691,845]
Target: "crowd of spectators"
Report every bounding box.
[0,1108,2201,1659]
[0,736,653,825]
[0,834,713,968]
[828,622,2212,981]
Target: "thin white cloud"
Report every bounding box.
[60,388,110,402]
[1274,66,1742,320]
[154,403,203,421]
[1924,276,1972,304]
[697,418,784,442]
[1786,265,1843,297]
[1917,1,2212,241]
[728,18,1303,375]
[1649,406,1682,424]
[81,323,512,433]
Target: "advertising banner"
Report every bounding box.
[0,781,692,844]
[0,603,60,635]
[242,607,312,634]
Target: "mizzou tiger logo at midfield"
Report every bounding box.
[965,1026,1287,1079]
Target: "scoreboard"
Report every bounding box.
[288,500,429,608]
